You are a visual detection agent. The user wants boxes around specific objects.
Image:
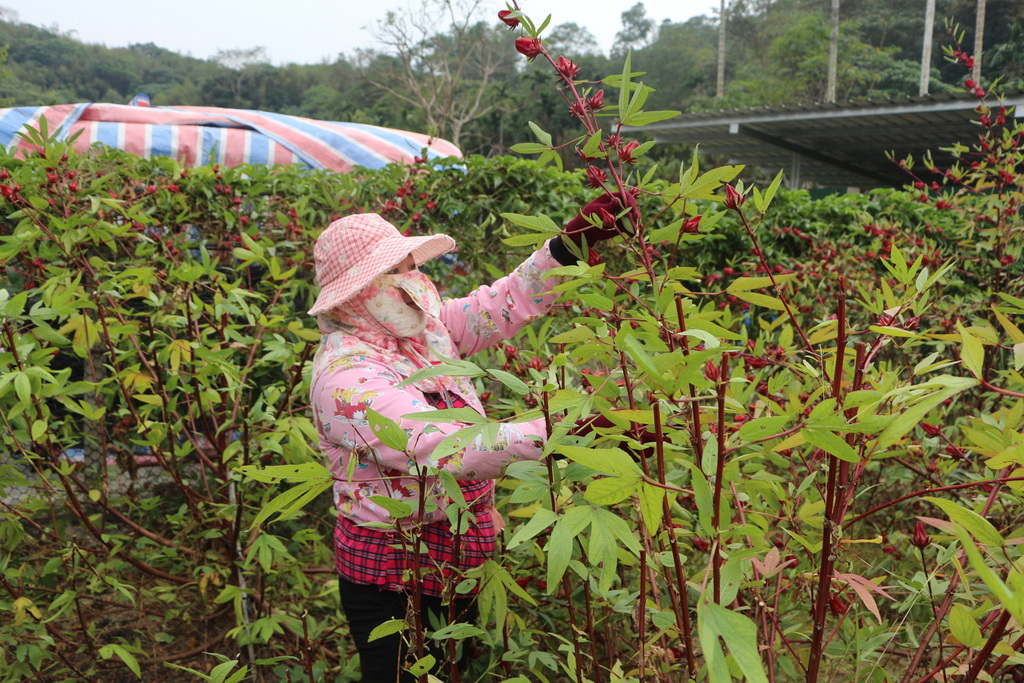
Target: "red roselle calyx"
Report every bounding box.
[920,422,942,438]
[514,37,543,59]
[703,360,721,382]
[682,215,702,233]
[618,140,640,164]
[555,56,580,80]
[724,183,745,210]
[587,90,605,110]
[585,166,607,189]
[911,521,930,548]
[497,9,519,29]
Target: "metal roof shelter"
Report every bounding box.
[625,89,1024,190]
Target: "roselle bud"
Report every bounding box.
[911,521,929,548]
[504,344,518,358]
[514,37,543,60]
[704,360,720,382]
[497,9,519,29]
[723,184,745,210]
[682,215,702,233]
[585,166,606,189]
[618,140,640,164]
[596,207,617,228]
[829,596,848,616]
[555,56,580,80]
[587,90,605,111]
[692,537,710,552]
[920,422,942,438]
[965,78,977,90]
[529,356,543,371]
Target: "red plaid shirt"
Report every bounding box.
[333,392,496,597]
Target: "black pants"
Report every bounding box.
[338,578,478,682]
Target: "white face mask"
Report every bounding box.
[364,270,442,338]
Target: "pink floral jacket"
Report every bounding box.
[309,243,565,526]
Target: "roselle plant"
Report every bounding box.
[1,24,1022,681]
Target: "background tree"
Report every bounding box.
[359,0,513,149]
[612,2,656,56]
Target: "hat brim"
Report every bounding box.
[308,233,456,315]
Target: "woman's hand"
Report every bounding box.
[562,191,640,246]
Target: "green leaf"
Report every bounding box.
[617,52,633,117]
[528,121,553,146]
[948,604,983,648]
[876,376,976,449]
[487,369,529,395]
[100,643,141,678]
[546,506,593,591]
[430,623,485,640]
[248,478,333,529]
[801,428,859,463]
[402,407,484,424]
[621,110,681,127]
[925,497,1004,547]
[368,495,414,520]
[584,476,639,505]
[498,212,562,235]
[368,619,407,642]
[587,515,619,593]
[507,508,557,550]
[956,320,985,379]
[698,600,769,683]
[737,415,790,443]
[510,142,550,155]
[638,482,666,535]
[556,445,643,477]
[236,461,332,483]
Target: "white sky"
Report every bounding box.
[3,0,718,65]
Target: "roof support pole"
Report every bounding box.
[716,0,726,98]
[920,0,936,95]
[827,0,840,103]
[973,0,986,83]
[789,153,802,190]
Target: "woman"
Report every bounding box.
[308,193,635,681]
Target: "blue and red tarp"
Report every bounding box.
[0,102,462,172]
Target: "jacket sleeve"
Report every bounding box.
[439,242,566,359]
[311,357,548,481]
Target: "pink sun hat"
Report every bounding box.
[308,213,456,315]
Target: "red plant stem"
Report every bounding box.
[581,585,603,683]
[675,296,707,473]
[638,548,648,679]
[806,287,849,682]
[654,403,697,674]
[980,378,1024,398]
[712,353,729,604]
[986,628,1024,677]
[963,609,1012,682]
[541,392,586,682]
[301,610,316,682]
[733,208,821,374]
[845,475,1024,526]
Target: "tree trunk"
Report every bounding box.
[920,0,935,95]
[827,0,840,102]
[716,0,726,98]
[973,0,986,83]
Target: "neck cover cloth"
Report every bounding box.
[364,271,442,338]
[311,269,474,400]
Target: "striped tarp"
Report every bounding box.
[0,103,462,172]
